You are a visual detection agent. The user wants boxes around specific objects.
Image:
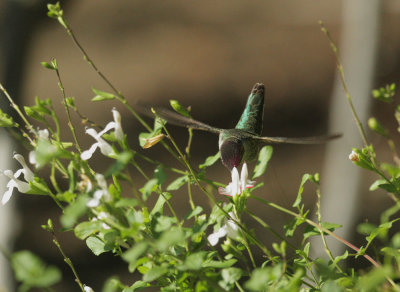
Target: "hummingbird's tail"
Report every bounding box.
[235,83,265,135]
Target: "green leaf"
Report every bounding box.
[86,236,108,256]
[244,268,270,291]
[74,221,102,240]
[122,242,148,272]
[11,250,61,288]
[0,108,16,127]
[156,228,185,251]
[154,166,166,185]
[166,175,188,191]
[151,192,172,215]
[155,216,177,232]
[102,277,124,292]
[91,88,117,101]
[252,146,273,179]
[368,117,389,137]
[179,252,206,271]
[293,173,313,208]
[41,61,55,70]
[170,100,191,117]
[60,195,88,228]
[202,259,237,268]
[115,198,138,208]
[199,152,220,169]
[185,206,203,220]
[139,179,158,201]
[220,267,242,290]
[143,266,168,282]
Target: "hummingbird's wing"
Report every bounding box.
[252,133,342,144]
[143,106,223,134]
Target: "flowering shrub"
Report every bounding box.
[2,3,400,292]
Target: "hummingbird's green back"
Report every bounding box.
[235,83,265,135]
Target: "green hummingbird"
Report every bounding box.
[151,83,340,171]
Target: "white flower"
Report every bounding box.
[83,285,94,292]
[1,154,34,205]
[218,162,255,197]
[207,212,239,246]
[86,174,111,207]
[81,128,114,160]
[81,108,124,161]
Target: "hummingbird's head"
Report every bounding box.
[220,138,244,171]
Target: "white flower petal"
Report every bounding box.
[2,186,14,205]
[207,226,227,246]
[81,143,100,160]
[14,154,34,182]
[97,138,113,156]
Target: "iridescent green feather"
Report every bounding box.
[235,83,265,135]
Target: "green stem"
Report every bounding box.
[54,63,82,152]
[49,224,85,291]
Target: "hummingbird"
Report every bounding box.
[150,83,340,171]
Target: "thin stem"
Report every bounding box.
[319,21,369,148]
[54,62,82,152]
[315,186,344,274]
[49,224,85,291]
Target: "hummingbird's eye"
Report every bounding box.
[220,139,244,170]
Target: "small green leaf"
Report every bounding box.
[244,268,270,291]
[74,221,102,240]
[139,179,158,201]
[199,152,220,169]
[122,242,148,272]
[60,195,88,228]
[0,109,16,127]
[179,252,206,271]
[154,166,166,185]
[86,236,108,256]
[91,88,117,101]
[368,117,389,137]
[143,266,168,282]
[151,192,172,215]
[41,61,55,70]
[252,146,273,179]
[166,175,188,191]
[293,173,313,208]
[156,228,185,251]
[170,100,191,117]
[202,259,237,268]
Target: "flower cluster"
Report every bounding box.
[218,162,254,197]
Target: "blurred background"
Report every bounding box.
[1,0,400,291]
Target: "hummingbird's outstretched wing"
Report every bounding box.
[252,133,342,144]
[140,106,224,134]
